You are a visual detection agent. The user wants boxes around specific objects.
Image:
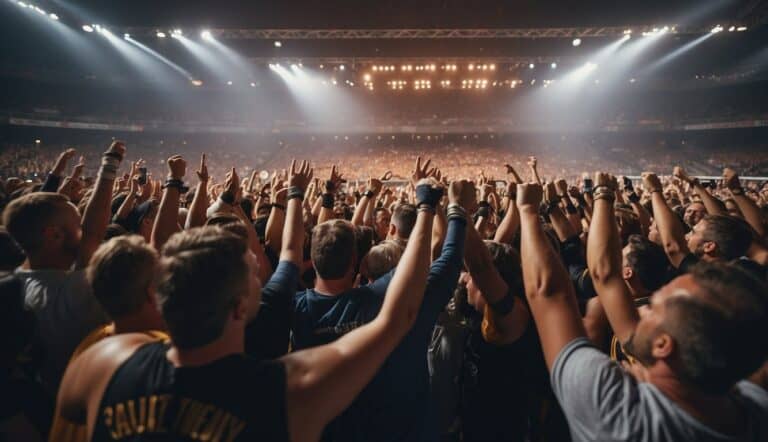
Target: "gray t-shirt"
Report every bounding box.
[15,267,108,393]
[552,338,768,442]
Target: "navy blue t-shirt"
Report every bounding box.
[292,218,467,442]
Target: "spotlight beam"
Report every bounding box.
[639,33,713,75]
[125,36,193,80]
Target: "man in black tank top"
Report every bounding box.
[55,160,454,442]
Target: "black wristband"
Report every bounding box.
[545,201,560,215]
[415,184,443,209]
[565,204,578,214]
[628,192,640,203]
[322,193,335,209]
[287,186,305,201]
[477,205,490,218]
[163,179,189,193]
[272,203,286,211]
[365,190,375,199]
[489,293,516,316]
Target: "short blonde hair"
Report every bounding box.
[362,241,403,281]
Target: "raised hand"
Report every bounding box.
[544,181,559,204]
[527,156,538,170]
[288,159,314,192]
[106,140,126,159]
[516,182,543,211]
[71,156,86,180]
[367,177,383,196]
[53,148,77,176]
[506,181,517,199]
[326,164,345,193]
[410,156,432,187]
[594,172,615,190]
[555,179,569,197]
[167,155,186,180]
[225,167,240,196]
[641,172,662,193]
[453,179,477,214]
[196,153,209,182]
[380,170,393,181]
[672,166,692,184]
[722,168,741,190]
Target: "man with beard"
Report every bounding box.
[3,143,126,393]
[683,201,707,228]
[516,175,768,442]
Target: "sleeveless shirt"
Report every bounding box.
[91,341,289,442]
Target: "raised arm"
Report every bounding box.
[317,165,344,225]
[42,148,76,192]
[265,175,287,253]
[527,156,542,186]
[151,156,186,251]
[643,172,690,268]
[494,181,520,244]
[185,154,209,229]
[280,180,440,442]
[587,173,639,344]
[674,166,725,217]
[517,182,586,369]
[724,168,766,237]
[351,178,381,226]
[77,141,125,269]
[545,181,577,242]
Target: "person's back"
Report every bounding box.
[91,340,288,441]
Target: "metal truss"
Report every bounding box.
[250,55,579,66]
[122,24,756,40]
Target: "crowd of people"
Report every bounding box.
[0,139,767,442]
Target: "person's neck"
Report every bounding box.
[627,283,651,299]
[25,253,73,271]
[314,277,354,296]
[113,307,167,335]
[166,326,243,368]
[647,364,741,435]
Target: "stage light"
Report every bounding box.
[710,25,723,34]
[551,62,557,69]
[201,30,212,40]
[339,65,345,71]
[331,79,337,85]
[291,63,298,69]
[529,63,534,69]
[35,139,41,144]
[82,25,94,32]
[572,38,581,46]
[728,26,736,32]
[190,79,203,86]
[123,33,130,39]
[363,73,371,81]
[49,13,58,20]
[737,26,747,31]
[630,78,636,83]
[172,29,182,36]
[623,29,632,35]
[226,80,232,85]
[490,64,496,70]
[468,63,474,71]
[274,41,282,47]
[250,82,256,87]
[156,31,166,38]
[17,1,28,8]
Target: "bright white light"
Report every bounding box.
[250,82,256,87]
[572,38,582,47]
[339,65,345,71]
[274,41,282,47]
[82,25,94,33]
[623,29,632,35]
[737,26,747,32]
[35,139,41,144]
[17,1,28,8]
[728,26,736,32]
[291,63,298,69]
[190,79,203,86]
[363,73,371,81]
[200,30,212,40]
[49,13,59,20]
[529,63,535,69]
[123,33,130,39]
[157,31,166,38]
[710,25,723,34]
[226,80,233,85]
[630,78,636,83]
[172,29,182,36]
[620,34,631,42]
[551,62,557,69]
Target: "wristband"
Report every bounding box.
[593,185,614,194]
[417,204,436,214]
[287,186,305,201]
[324,180,336,193]
[322,193,335,209]
[628,192,640,203]
[163,179,189,193]
[730,187,744,196]
[489,293,516,316]
[415,184,443,209]
[477,205,490,218]
[446,204,468,221]
[272,203,286,211]
[365,190,375,199]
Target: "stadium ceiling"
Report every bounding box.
[121,24,757,40]
[250,56,577,65]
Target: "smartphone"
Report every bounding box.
[583,178,594,193]
[138,167,148,185]
[622,176,633,190]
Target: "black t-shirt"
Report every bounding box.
[92,341,289,442]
